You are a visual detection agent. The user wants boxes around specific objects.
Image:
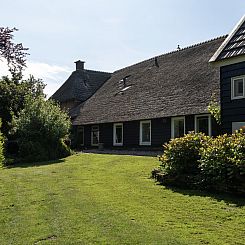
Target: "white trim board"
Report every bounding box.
[91,125,99,146]
[231,75,245,100]
[209,15,245,63]
[194,114,212,136]
[171,116,185,139]
[139,120,151,146]
[113,123,123,146]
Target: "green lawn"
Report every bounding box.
[0,154,245,245]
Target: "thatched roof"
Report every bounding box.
[72,36,226,125]
[51,69,111,103]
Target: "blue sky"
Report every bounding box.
[1,0,245,96]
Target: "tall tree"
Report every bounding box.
[0,27,28,78]
[0,75,46,137]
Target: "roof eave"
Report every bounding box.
[209,15,245,63]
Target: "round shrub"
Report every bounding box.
[13,96,72,163]
[159,132,211,176]
[199,131,245,191]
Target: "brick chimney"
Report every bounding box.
[75,60,85,70]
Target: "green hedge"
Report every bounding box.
[0,120,5,167]
[13,96,72,163]
[159,132,211,175]
[200,131,245,193]
[154,131,245,195]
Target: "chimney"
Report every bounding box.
[75,60,85,70]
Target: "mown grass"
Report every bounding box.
[0,153,244,244]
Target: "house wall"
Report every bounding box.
[220,61,245,133]
[77,114,219,149]
[61,100,80,111]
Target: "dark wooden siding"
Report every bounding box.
[220,61,245,133]
[99,123,113,148]
[78,114,219,149]
[123,121,140,147]
[84,125,91,147]
[151,118,171,146]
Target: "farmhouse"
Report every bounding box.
[52,16,245,149]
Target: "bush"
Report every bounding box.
[154,131,245,195]
[13,96,72,163]
[199,131,245,192]
[159,132,211,176]
[0,119,5,167]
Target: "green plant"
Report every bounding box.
[0,119,5,167]
[159,132,211,176]
[199,130,245,189]
[208,93,221,125]
[13,96,72,163]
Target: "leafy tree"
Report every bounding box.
[0,27,28,77]
[0,119,4,167]
[0,75,46,137]
[13,96,71,162]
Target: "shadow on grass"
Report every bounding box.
[154,181,245,207]
[5,158,65,169]
[82,149,162,157]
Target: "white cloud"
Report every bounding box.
[0,60,72,97]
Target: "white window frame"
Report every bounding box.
[231,76,245,100]
[139,120,151,146]
[113,123,123,146]
[78,126,84,146]
[195,114,212,136]
[91,125,99,146]
[171,116,185,139]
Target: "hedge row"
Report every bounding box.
[0,120,5,167]
[152,131,245,195]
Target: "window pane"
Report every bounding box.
[197,116,209,135]
[115,125,122,143]
[92,126,99,145]
[234,79,244,97]
[77,126,84,145]
[174,119,184,138]
[92,131,99,145]
[232,122,245,133]
[142,123,150,142]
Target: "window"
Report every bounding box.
[232,122,245,133]
[140,120,151,145]
[195,115,211,136]
[113,123,123,146]
[77,126,84,146]
[171,117,185,138]
[91,125,99,146]
[231,76,245,99]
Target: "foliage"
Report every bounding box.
[208,93,221,125]
[159,132,211,176]
[13,96,71,162]
[155,131,245,194]
[199,130,245,190]
[0,27,28,76]
[0,119,5,167]
[0,75,46,137]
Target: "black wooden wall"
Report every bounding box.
[220,61,245,133]
[80,114,219,149]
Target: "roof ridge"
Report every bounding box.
[85,69,111,74]
[115,35,228,73]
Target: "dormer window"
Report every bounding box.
[231,76,245,100]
